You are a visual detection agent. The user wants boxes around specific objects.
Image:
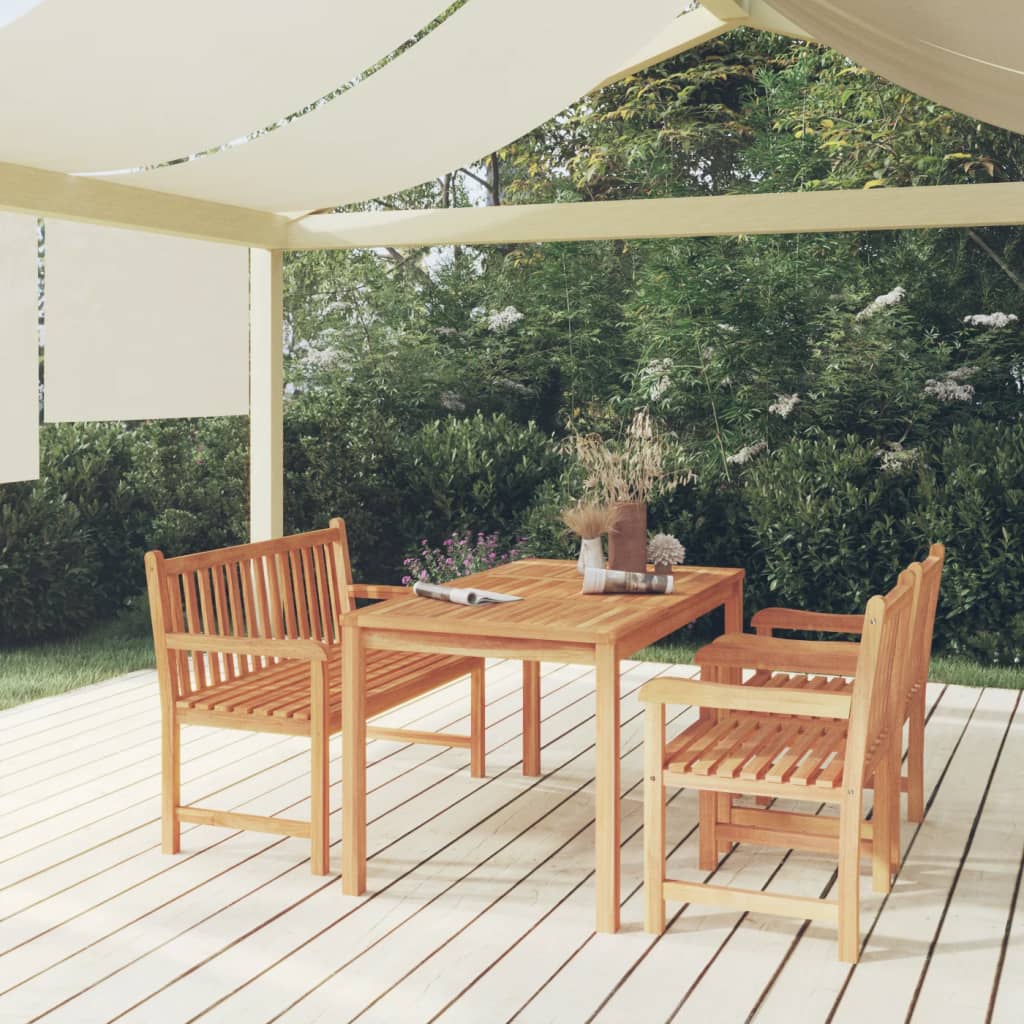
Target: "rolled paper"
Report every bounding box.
[582,568,674,595]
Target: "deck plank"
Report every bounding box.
[0,665,1018,1024]
[831,687,1018,1023]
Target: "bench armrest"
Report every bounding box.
[164,633,329,662]
[346,584,413,601]
[751,607,864,636]
[694,634,859,677]
[639,676,852,719]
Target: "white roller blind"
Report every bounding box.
[44,221,250,423]
[0,212,39,483]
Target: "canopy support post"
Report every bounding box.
[249,248,284,541]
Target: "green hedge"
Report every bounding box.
[2,414,1021,659]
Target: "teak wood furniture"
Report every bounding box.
[641,571,917,962]
[144,518,485,875]
[698,543,945,824]
[338,558,744,933]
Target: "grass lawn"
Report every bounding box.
[2,610,1021,713]
[0,601,155,711]
[636,641,1024,690]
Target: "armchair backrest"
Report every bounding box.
[145,518,353,701]
[843,572,916,791]
[911,543,945,693]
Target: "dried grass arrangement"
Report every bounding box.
[564,409,688,506]
[560,501,619,540]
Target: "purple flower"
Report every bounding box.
[401,575,411,585]
[445,557,453,565]
[419,570,429,580]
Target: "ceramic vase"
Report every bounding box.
[607,501,647,573]
[576,536,605,576]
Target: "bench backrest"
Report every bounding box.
[145,518,354,701]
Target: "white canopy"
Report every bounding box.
[770,0,1024,137]
[0,0,450,173]
[100,0,684,212]
[0,2,1019,218]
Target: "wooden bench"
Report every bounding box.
[144,518,485,875]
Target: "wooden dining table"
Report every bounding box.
[340,558,744,933]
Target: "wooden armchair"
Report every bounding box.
[732,544,944,822]
[641,573,915,963]
[144,518,485,876]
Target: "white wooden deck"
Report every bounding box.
[0,659,1021,1024]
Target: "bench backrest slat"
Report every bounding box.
[145,519,353,703]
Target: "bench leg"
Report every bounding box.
[470,662,486,778]
[310,662,329,875]
[162,713,180,854]
[523,660,541,776]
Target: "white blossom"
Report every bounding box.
[946,365,979,381]
[727,440,767,465]
[641,358,673,401]
[437,326,457,337]
[856,285,906,320]
[300,346,339,369]
[496,378,532,395]
[879,443,921,475]
[440,391,465,412]
[963,312,1018,329]
[768,393,800,418]
[486,306,524,332]
[716,323,738,335]
[924,370,975,402]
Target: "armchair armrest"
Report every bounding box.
[751,607,864,636]
[694,634,859,677]
[165,633,329,662]
[639,676,852,719]
[346,584,413,601]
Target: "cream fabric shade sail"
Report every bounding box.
[44,221,249,422]
[768,0,1024,136]
[109,0,683,213]
[0,0,448,173]
[0,213,39,483]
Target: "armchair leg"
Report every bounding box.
[161,714,181,855]
[907,689,926,823]
[837,794,862,964]
[699,791,721,871]
[717,793,734,854]
[644,703,666,933]
[470,662,486,778]
[871,748,893,895]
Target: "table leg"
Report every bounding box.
[594,643,621,933]
[721,578,748,825]
[522,660,541,777]
[342,623,367,896]
[722,576,744,685]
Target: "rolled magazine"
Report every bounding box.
[581,568,675,595]
[413,581,523,605]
